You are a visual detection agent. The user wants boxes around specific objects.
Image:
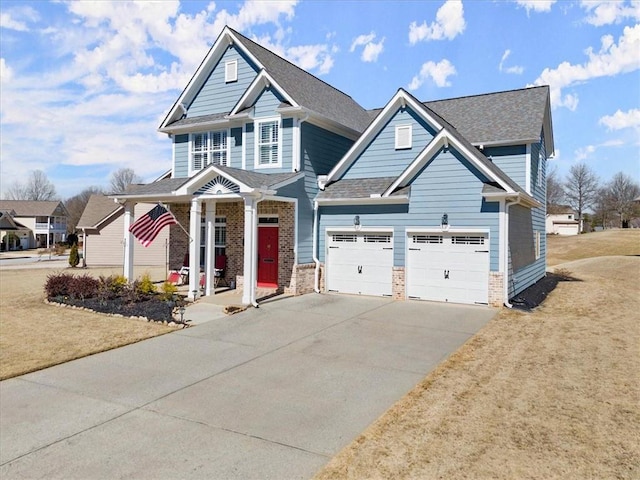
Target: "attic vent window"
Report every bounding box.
[225,60,237,83]
[395,125,412,149]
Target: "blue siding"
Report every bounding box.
[188,46,258,116]
[253,87,284,118]
[485,145,527,191]
[508,133,548,297]
[343,107,437,179]
[318,147,501,271]
[297,123,354,263]
[173,134,189,178]
[245,122,254,168]
[229,127,243,169]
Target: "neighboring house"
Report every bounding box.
[112,26,554,307]
[77,195,169,266]
[546,206,579,235]
[0,200,68,249]
[0,210,31,251]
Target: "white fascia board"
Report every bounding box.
[316,195,409,206]
[326,226,394,233]
[158,117,229,134]
[525,144,532,194]
[383,130,447,196]
[174,165,254,196]
[230,70,298,116]
[269,172,304,190]
[277,105,361,141]
[327,89,443,183]
[482,191,541,209]
[470,138,538,148]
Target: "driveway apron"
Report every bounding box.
[0,294,495,479]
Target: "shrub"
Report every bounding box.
[44,272,75,299]
[68,244,79,267]
[69,274,100,300]
[136,273,157,296]
[98,275,128,298]
[159,281,178,301]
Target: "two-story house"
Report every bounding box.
[112,26,554,308]
[0,200,68,250]
[546,206,579,235]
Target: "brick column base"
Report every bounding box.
[392,267,405,300]
[489,272,504,307]
[285,263,317,295]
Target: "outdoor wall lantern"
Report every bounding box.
[353,215,360,227]
[441,213,449,231]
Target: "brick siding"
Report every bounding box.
[489,271,504,307]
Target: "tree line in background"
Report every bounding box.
[547,162,640,232]
[3,168,142,233]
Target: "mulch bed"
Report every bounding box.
[510,271,579,311]
[50,296,179,323]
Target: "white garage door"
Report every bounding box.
[406,232,489,305]
[326,232,393,296]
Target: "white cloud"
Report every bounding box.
[574,140,625,160]
[530,24,640,110]
[408,0,466,44]
[599,108,640,130]
[0,6,39,31]
[0,58,13,83]
[514,1,557,13]
[581,0,640,26]
[253,34,336,74]
[408,59,457,89]
[498,49,524,74]
[350,32,385,62]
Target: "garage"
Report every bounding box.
[326,231,393,296]
[406,231,489,305]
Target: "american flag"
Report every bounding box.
[129,204,177,247]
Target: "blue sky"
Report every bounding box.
[1,0,638,200]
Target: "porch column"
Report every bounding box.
[242,196,257,305]
[204,200,216,296]
[188,198,202,300]
[122,201,135,281]
[46,217,51,249]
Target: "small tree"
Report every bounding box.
[564,163,599,233]
[109,168,142,194]
[68,243,80,268]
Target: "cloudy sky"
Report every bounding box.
[1,0,638,200]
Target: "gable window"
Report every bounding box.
[191,130,228,172]
[225,60,237,83]
[256,118,280,167]
[395,124,412,149]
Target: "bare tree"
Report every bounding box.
[607,172,640,228]
[564,163,599,233]
[109,168,143,194]
[5,170,57,201]
[546,165,565,213]
[593,186,615,229]
[64,186,106,233]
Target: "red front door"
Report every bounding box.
[257,226,278,287]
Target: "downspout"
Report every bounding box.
[312,200,321,293]
[503,198,519,308]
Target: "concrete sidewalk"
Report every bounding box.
[0,294,495,479]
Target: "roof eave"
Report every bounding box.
[316,195,409,206]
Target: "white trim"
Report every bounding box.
[254,116,282,169]
[525,144,532,194]
[230,70,298,117]
[405,227,489,234]
[326,226,394,233]
[261,194,298,265]
[175,164,254,196]
[316,196,409,206]
[241,123,247,170]
[225,59,237,83]
[327,89,443,183]
[269,171,304,190]
[188,128,231,176]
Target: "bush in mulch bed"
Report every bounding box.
[44,272,184,323]
[510,269,581,311]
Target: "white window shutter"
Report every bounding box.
[225,60,237,83]
[395,125,412,149]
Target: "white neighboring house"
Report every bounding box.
[0,200,68,249]
[77,195,169,267]
[546,207,579,235]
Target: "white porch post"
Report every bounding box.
[242,196,257,305]
[46,217,50,249]
[122,201,135,281]
[188,198,202,299]
[205,200,216,296]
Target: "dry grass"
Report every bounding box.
[547,229,640,266]
[0,265,176,380]
[315,238,640,478]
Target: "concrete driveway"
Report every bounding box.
[0,294,495,479]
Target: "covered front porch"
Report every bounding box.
[114,165,302,305]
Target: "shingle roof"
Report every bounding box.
[0,200,65,217]
[77,195,121,229]
[230,28,372,133]
[0,211,29,230]
[425,86,550,145]
[318,177,410,200]
[167,112,228,129]
[215,165,301,189]
[120,178,189,196]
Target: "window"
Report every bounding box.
[191,130,228,172]
[364,235,391,243]
[395,124,412,149]
[225,60,237,83]
[412,235,442,244]
[535,231,541,260]
[200,216,227,266]
[332,234,357,242]
[452,236,485,245]
[256,119,279,166]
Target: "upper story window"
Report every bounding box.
[395,124,412,149]
[256,118,280,167]
[225,60,237,83]
[191,130,228,172]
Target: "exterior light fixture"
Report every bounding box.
[441,213,449,231]
[354,215,360,226]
